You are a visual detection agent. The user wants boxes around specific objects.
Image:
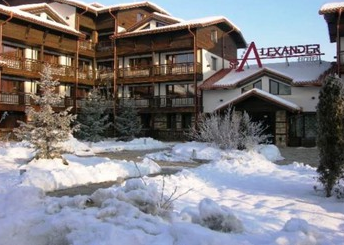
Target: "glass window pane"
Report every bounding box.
[279,83,291,95]
[254,80,262,90]
[270,80,278,95]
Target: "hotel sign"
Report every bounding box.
[258,44,322,58]
[236,42,324,72]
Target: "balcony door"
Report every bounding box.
[129,57,152,68]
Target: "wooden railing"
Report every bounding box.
[0,92,31,105]
[117,62,202,79]
[80,40,95,51]
[96,69,114,80]
[96,41,113,52]
[0,55,77,79]
[118,95,200,108]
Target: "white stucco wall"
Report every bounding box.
[49,2,76,28]
[203,75,321,113]
[202,49,229,82]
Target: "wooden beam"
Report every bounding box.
[25,24,31,39]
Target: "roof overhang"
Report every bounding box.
[113,16,247,49]
[215,88,302,113]
[319,3,344,43]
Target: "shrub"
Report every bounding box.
[188,108,269,150]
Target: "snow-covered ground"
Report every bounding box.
[0,138,343,245]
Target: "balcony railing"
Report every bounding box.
[117,62,202,79]
[96,41,113,52]
[96,69,114,80]
[80,40,95,51]
[0,55,77,79]
[0,92,31,105]
[118,95,200,108]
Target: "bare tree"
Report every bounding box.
[188,108,269,150]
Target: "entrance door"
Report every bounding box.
[248,111,275,144]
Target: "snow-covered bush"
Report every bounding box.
[275,218,322,245]
[110,179,174,217]
[14,65,78,159]
[75,88,112,142]
[334,179,344,199]
[198,198,243,233]
[188,108,269,150]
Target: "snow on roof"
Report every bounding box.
[117,15,244,41]
[0,5,82,37]
[14,3,69,26]
[319,2,344,14]
[99,1,171,15]
[215,88,302,112]
[152,12,183,23]
[90,2,105,8]
[54,0,170,15]
[213,61,333,87]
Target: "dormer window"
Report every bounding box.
[156,22,165,27]
[137,13,145,22]
[211,30,218,43]
[269,79,291,95]
[242,80,262,93]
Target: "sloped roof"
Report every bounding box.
[319,2,344,14]
[319,2,344,43]
[14,3,69,25]
[215,88,301,112]
[53,0,170,15]
[201,61,333,89]
[115,16,246,48]
[0,4,84,37]
[127,12,181,32]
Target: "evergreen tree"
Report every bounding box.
[316,75,344,197]
[14,65,77,159]
[75,88,112,142]
[115,102,142,141]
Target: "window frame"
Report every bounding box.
[241,80,262,93]
[211,56,217,71]
[269,79,291,95]
[211,30,218,43]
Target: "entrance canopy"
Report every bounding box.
[215,88,301,112]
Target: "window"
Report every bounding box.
[156,22,165,27]
[167,114,177,129]
[211,30,218,43]
[269,79,291,95]
[129,85,153,98]
[182,113,192,129]
[166,53,194,64]
[43,53,59,64]
[166,84,195,96]
[242,80,262,93]
[129,57,152,67]
[2,44,23,58]
[1,79,21,93]
[137,13,145,22]
[211,56,217,71]
[141,114,151,129]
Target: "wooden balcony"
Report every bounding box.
[96,41,113,58]
[118,95,201,113]
[117,62,203,83]
[1,55,76,82]
[79,40,96,57]
[0,92,76,111]
[0,55,95,85]
[80,40,95,51]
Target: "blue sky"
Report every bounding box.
[85,0,338,62]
